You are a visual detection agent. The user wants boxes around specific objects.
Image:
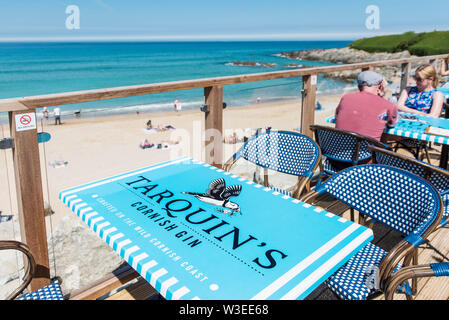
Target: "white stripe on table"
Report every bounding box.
[116,239,132,255]
[64,194,77,202]
[123,245,140,261]
[160,277,179,297]
[73,202,87,213]
[102,227,117,241]
[78,207,93,219]
[250,223,363,300]
[69,198,82,210]
[141,260,158,278]
[131,253,149,270]
[171,286,191,300]
[150,268,168,287]
[280,229,373,300]
[108,233,124,248]
[90,216,104,227]
[83,211,98,223]
[95,222,110,236]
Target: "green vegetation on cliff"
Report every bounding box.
[349,31,449,56]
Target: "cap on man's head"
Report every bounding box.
[357,71,383,87]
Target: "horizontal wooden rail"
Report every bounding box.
[0,53,446,112]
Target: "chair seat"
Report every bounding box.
[322,158,353,176]
[326,242,400,300]
[322,159,338,175]
[19,281,64,300]
[395,138,429,149]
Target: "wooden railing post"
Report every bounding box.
[8,106,51,292]
[400,62,411,93]
[301,75,317,138]
[204,86,223,168]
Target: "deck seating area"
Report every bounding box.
[58,146,449,301]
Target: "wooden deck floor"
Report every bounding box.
[104,148,449,301]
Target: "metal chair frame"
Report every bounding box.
[1,240,36,300]
[1,240,63,300]
[385,262,449,300]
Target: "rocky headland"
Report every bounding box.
[278,47,429,84]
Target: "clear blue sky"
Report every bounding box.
[0,0,448,41]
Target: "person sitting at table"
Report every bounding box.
[335,70,398,142]
[397,64,444,118]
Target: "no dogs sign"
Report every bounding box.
[15,113,37,132]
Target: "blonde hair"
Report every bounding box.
[415,64,439,88]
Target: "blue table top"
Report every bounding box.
[59,157,373,300]
[326,112,449,145]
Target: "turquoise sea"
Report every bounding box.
[0,41,353,120]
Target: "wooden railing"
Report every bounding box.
[1,52,447,294]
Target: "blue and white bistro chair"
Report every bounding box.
[370,145,449,228]
[1,240,64,300]
[302,164,443,300]
[385,262,449,300]
[223,130,321,199]
[309,125,388,185]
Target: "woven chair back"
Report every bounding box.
[235,130,321,178]
[316,164,441,237]
[370,146,449,193]
[310,125,386,164]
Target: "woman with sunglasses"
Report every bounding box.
[397,64,444,117]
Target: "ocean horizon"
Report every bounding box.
[0,41,354,122]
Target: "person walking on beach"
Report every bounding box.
[54,106,61,125]
[174,99,182,112]
[335,70,398,142]
[43,107,49,120]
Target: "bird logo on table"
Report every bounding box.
[183,178,242,216]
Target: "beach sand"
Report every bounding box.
[1,93,343,225]
[0,93,345,296]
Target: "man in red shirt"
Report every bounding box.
[335,70,398,141]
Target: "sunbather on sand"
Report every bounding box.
[140,139,154,149]
[143,120,176,133]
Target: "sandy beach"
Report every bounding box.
[1,93,343,223]
[0,92,346,297]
